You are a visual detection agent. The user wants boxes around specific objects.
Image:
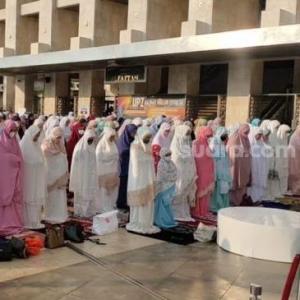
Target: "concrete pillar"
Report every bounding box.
[43,73,69,115]
[121,0,188,43]
[71,0,127,49]
[261,0,300,27]
[6,0,38,55]
[225,60,263,126]
[182,0,260,36]
[168,64,200,95]
[181,0,214,35]
[14,75,34,113]
[78,70,105,116]
[31,0,56,54]
[2,76,15,111]
[70,0,99,48]
[120,0,148,43]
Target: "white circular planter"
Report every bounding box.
[217,207,300,263]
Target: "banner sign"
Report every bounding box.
[116,96,186,119]
[105,66,146,83]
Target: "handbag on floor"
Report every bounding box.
[0,239,13,261]
[45,225,65,249]
[10,237,28,259]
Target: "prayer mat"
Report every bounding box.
[127,224,196,245]
[261,201,291,210]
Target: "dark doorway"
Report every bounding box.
[200,64,228,95]
[263,60,294,94]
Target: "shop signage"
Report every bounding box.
[116,96,186,119]
[105,66,147,83]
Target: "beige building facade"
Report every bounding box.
[0,0,300,125]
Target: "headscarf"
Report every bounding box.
[66,120,86,162]
[194,118,208,137]
[44,116,60,138]
[87,120,97,130]
[268,120,281,148]
[60,116,72,142]
[210,127,228,158]
[127,126,155,206]
[0,120,24,208]
[96,127,118,177]
[212,117,222,132]
[42,127,66,156]
[156,148,177,194]
[248,127,269,201]
[227,124,251,201]
[95,118,106,137]
[0,120,23,157]
[193,127,215,197]
[118,119,131,137]
[20,125,44,164]
[170,124,197,207]
[117,124,137,176]
[152,122,172,149]
[170,124,192,159]
[288,127,300,194]
[132,117,143,127]
[277,124,291,145]
[150,115,166,134]
[260,120,271,132]
[69,129,97,198]
[268,120,281,133]
[34,116,46,129]
[251,118,261,127]
[143,118,152,127]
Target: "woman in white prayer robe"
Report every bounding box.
[126,127,160,234]
[69,129,98,218]
[247,128,269,202]
[96,127,120,213]
[276,124,291,195]
[42,127,69,223]
[21,124,47,229]
[170,124,197,222]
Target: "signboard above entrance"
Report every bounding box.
[105,65,146,83]
[116,96,186,119]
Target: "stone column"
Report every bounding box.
[261,0,300,27]
[14,75,34,113]
[70,0,100,49]
[120,0,148,43]
[2,76,15,111]
[43,73,69,115]
[182,0,260,36]
[181,0,213,36]
[78,70,105,116]
[225,60,263,126]
[31,0,56,54]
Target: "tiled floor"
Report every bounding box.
[0,229,296,300]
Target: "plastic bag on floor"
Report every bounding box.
[193,222,217,243]
[92,210,119,236]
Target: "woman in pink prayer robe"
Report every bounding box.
[0,120,24,236]
[288,127,300,195]
[192,126,215,217]
[227,124,252,206]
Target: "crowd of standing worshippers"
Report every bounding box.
[1,109,300,237]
